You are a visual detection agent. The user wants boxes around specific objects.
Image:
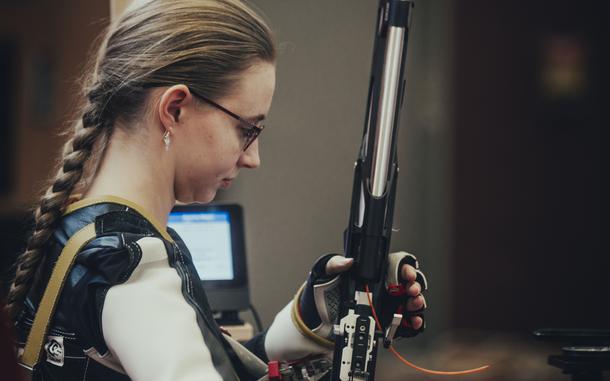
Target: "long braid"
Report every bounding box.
[4,93,110,320]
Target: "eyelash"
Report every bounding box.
[239,125,256,138]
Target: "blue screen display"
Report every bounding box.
[168,211,234,281]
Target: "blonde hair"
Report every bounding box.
[5,0,275,319]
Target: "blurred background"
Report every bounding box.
[0,0,606,380]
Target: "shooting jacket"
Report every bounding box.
[14,197,275,381]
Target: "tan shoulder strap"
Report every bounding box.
[20,223,97,370]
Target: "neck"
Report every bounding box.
[84,125,175,227]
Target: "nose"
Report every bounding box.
[238,139,260,169]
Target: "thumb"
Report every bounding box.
[325,256,354,275]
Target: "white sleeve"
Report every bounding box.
[101,237,223,381]
[264,301,332,361]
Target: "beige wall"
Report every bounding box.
[224,0,455,336]
[110,0,133,20]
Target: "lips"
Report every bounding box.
[220,178,234,189]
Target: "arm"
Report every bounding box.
[264,299,333,361]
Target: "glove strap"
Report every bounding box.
[290,283,334,349]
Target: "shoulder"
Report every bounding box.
[72,233,171,285]
[58,203,176,304]
[55,199,176,283]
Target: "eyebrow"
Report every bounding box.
[246,114,266,123]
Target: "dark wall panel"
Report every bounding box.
[452,0,606,330]
[0,41,16,196]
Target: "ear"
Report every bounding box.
[157,84,195,133]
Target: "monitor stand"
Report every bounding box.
[214,310,253,342]
[215,310,244,326]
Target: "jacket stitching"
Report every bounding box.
[22,317,77,337]
[95,237,143,355]
[82,356,90,381]
[65,355,87,359]
[126,242,143,282]
[173,243,193,294]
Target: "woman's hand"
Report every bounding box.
[325,254,426,331]
[295,251,427,346]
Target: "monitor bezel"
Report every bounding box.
[169,203,248,290]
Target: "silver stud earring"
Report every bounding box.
[163,130,171,151]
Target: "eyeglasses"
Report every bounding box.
[188,88,265,151]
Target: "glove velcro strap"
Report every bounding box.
[415,269,428,291]
[290,283,334,349]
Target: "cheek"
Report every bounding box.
[204,136,242,173]
[174,126,240,188]
[185,145,234,183]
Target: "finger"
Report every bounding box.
[325,256,354,275]
[406,294,425,311]
[411,316,423,330]
[401,264,417,283]
[406,281,421,297]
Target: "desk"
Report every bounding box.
[221,322,254,343]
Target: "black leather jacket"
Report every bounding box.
[16,199,267,381]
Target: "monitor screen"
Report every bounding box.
[168,204,250,312]
[168,210,234,281]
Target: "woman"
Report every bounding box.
[5,0,426,380]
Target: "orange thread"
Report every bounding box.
[364,284,490,376]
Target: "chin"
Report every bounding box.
[194,189,217,204]
[175,188,216,205]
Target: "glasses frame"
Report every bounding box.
[188,88,264,151]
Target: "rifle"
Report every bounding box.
[331,1,415,380]
[264,3,487,379]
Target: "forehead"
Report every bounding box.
[222,62,276,118]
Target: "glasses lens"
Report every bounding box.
[243,125,263,151]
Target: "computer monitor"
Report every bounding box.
[168,204,250,314]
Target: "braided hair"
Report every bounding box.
[5,0,275,320]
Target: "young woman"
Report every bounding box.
[5,1,427,380]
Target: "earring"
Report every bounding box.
[163,130,171,151]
